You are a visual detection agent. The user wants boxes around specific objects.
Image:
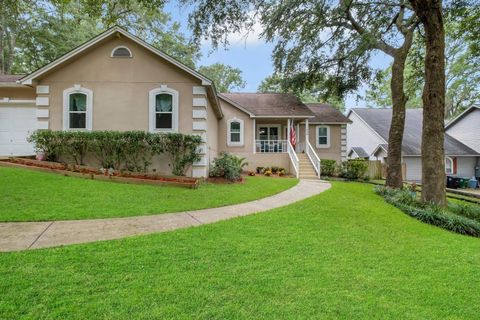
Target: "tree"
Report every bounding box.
[258,74,345,111]
[365,12,480,119]
[409,0,446,206]
[198,63,246,92]
[186,0,419,189]
[2,0,199,74]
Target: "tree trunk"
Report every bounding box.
[410,0,446,206]
[385,53,408,188]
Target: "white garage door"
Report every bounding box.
[0,106,39,156]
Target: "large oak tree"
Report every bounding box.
[186,0,419,188]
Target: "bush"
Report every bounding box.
[271,166,279,174]
[27,130,201,176]
[320,159,337,177]
[264,170,272,177]
[256,167,264,174]
[340,159,368,180]
[210,152,248,181]
[375,185,480,237]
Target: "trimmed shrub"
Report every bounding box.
[27,130,201,176]
[210,152,248,181]
[375,185,480,237]
[320,159,337,177]
[340,159,368,180]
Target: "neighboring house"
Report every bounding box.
[347,108,480,181]
[0,26,347,179]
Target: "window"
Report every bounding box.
[228,118,244,146]
[149,86,178,132]
[69,93,87,128]
[316,125,330,148]
[445,156,454,175]
[63,85,93,130]
[111,46,132,58]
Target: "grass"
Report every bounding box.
[1,182,480,319]
[0,166,298,221]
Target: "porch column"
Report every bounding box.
[253,118,256,153]
[287,118,291,143]
[305,119,309,148]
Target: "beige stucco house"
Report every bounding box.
[0,27,349,179]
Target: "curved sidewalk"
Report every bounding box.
[0,180,331,252]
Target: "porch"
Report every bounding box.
[252,118,321,179]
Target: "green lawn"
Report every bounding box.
[1,182,480,319]
[0,166,298,221]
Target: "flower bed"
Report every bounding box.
[1,157,199,189]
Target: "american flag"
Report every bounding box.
[290,126,296,149]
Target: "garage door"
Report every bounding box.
[0,106,39,156]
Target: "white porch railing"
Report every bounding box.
[306,140,321,178]
[287,140,299,178]
[255,140,288,153]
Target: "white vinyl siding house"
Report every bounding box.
[446,107,480,152]
[346,111,385,159]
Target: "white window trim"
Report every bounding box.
[445,156,454,175]
[149,86,179,133]
[63,85,93,131]
[227,118,244,147]
[110,46,133,58]
[316,125,330,148]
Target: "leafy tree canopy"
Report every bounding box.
[366,8,480,119]
[1,0,199,74]
[198,63,246,92]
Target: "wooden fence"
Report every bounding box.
[367,160,406,180]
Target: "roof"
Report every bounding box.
[17,26,222,118]
[445,106,480,130]
[372,144,389,156]
[219,93,315,118]
[305,103,351,123]
[349,147,369,158]
[0,74,26,87]
[350,108,479,156]
[0,75,24,83]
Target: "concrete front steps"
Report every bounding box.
[297,153,320,180]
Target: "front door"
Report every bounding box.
[257,125,281,152]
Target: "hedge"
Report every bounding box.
[27,130,201,176]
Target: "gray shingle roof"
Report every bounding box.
[351,108,479,156]
[220,93,315,117]
[305,103,351,123]
[349,147,369,158]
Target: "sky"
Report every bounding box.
[164,2,393,111]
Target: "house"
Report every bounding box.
[347,108,480,181]
[0,26,348,179]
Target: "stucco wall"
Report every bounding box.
[298,123,343,162]
[0,87,36,100]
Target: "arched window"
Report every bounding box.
[227,118,244,146]
[445,156,454,175]
[149,86,179,132]
[111,46,132,58]
[63,85,93,130]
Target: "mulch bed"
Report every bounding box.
[1,157,199,189]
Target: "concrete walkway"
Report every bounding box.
[0,180,330,252]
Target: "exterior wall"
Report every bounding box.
[298,123,343,163]
[446,109,480,152]
[218,98,254,156]
[30,36,217,177]
[0,87,36,100]
[403,156,422,181]
[373,148,388,163]
[347,111,385,159]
